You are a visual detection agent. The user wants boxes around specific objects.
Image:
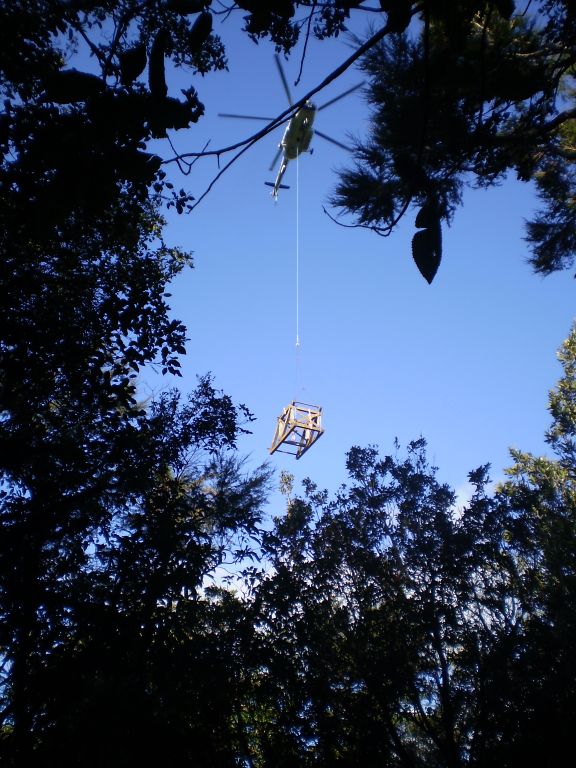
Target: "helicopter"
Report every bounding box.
[219,54,362,199]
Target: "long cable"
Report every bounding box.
[295,150,301,397]
[296,150,300,349]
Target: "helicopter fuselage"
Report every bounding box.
[220,53,360,200]
[267,102,317,198]
[281,101,317,159]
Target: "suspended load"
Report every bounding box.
[269,401,324,459]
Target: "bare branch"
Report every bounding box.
[188,132,269,211]
[295,1,317,87]
[69,21,107,70]
[323,205,394,236]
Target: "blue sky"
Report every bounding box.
[145,11,575,504]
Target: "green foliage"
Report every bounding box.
[547,325,576,458]
[526,158,576,274]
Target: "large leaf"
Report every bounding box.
[415,201,437,229]
[412,218,442,284]
[43,69,104,103]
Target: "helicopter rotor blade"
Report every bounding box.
[268,145,284,172]
[274,53,293,106]
[317,82,364,112]
[218,113,275,121]
[314,129,352,152]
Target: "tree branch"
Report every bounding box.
[294,1,317,87]
[494,106,576,145]
[165,21,395,205]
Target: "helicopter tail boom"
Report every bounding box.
[265,180,289,199]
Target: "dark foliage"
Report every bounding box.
[1,3,387,764]
[3,2,576,766]
[244,325,576,764]
[0,378,272,765]
[331,1,576,280]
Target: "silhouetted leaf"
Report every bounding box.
[412,219,442,283]
[149,29,170,99]
[167,0,206,13]
[119,44,147,86]
[188,11,213,53]
[43,69,104,103]
[415,200,438,229]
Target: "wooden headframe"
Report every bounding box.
[269,401,324,459]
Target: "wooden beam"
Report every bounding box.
[269,401,324,459]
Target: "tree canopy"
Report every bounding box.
[331,0,576,281]
[243,324,576,766]
[4,2,575,283]
[2,2,576,766]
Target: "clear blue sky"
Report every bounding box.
[144,11,575,504]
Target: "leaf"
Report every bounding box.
[43,69,104,103]
[494,0,515,19]
[415,202,437,229]
[119,44,147,86]
[188,11,213,53]
[149,29,170,100]
[412,220,442,284]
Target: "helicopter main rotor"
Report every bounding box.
[218,54,362,155]
[218,54,362,198]
[275,52,294,107]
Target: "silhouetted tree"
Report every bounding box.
[246,325,576,766]
[491,324,576,767]
[331,1,576,281]
[0,374,272,766]
[3,4,576,765]
[0,4,386,765]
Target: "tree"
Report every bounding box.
[492,324,576,767]
[0,4,386,765]
[4,3,576,764]
[0,375,272,766]
[330,1,576,281]
[246,321,576,766]
[247,444,508,766]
